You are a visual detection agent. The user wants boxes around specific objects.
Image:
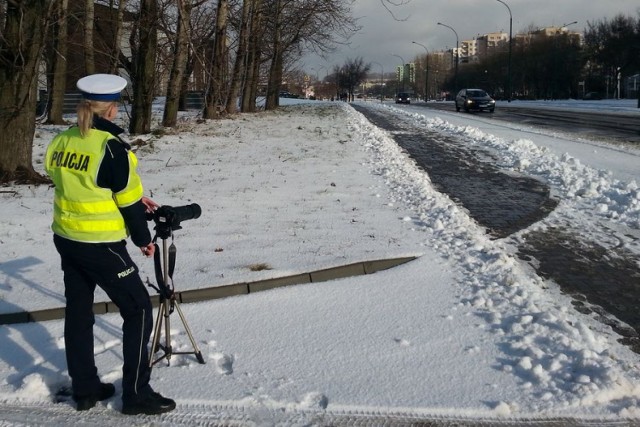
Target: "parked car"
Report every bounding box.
[395,92,411,104]
[279,91,299,98]
[455,88,495,112]
[583,92,602,100]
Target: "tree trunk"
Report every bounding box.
[0,0,53,183]
[203,0,228,119]
[225,0,251,114]
[264,0,282,111]
[108,0,126,74]
[129,0,158,135]
[241,0,263,113]
[178,53,194,111]
[84,0,95,75]
[46,0,69,125]
[162,0,191,127]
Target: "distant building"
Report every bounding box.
[477,32,509,59]
[515,26,582,46]
[441,27,580,67]
[459,39,478,63]
[396,63,416,86]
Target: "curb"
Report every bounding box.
[0,256,417,325]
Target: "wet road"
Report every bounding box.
[422,101,640,145]
[351,104,557,238]
[352,103,640,353]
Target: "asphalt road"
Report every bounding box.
[420,101,640,145]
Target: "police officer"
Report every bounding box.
[45,74,175,415]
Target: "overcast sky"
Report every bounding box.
[300,0,640,77]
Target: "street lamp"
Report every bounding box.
[437,22,459,97]
[371,61,384,103]
[496,0,512,102]
[391,54,406,92]
[412,41,430,101]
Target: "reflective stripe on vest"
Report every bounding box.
[45,127,143,242]
[113,152,144,207]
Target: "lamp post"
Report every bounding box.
[412,41,430,101]
[556,21,577,100]
[371,61,384,103]
[391,54,406,92]
[437,22,459,97]
[495,0,512,101]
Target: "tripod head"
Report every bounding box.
[146,203,201,298]
[147,203,201,239]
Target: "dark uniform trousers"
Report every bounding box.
[53,235,154,401]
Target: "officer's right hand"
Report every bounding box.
[141,242,155,257]
[141,196,159,213]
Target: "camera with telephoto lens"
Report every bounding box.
[148,203,201,237]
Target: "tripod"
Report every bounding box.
[148,229,206,367]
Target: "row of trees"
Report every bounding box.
[407,13,640,101]
[0,0,360,183]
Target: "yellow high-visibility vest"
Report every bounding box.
[45,127,144,243]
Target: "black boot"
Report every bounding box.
[73,382,116,411]
[122,391,176,415]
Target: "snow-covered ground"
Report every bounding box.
[0,98,639,425]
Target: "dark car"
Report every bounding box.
[279,91,299,99]
[455,88,495,112]
[395,92,411,104]
[583,92,602,100]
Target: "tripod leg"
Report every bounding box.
[174,302,206,364]
[161,297,173,364]
[149,237,205,366]
[149,300,165,366]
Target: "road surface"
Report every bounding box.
[421,101,640,145]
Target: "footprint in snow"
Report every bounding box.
[211,352,234,375]
[299,392,328,409]
[393,338,411,347]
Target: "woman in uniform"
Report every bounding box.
[45,74,175,415]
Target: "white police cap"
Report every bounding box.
[77,74,127,101]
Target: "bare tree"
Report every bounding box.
[46,0,69,124]
[107,0,127,74]
[263,0,283,110]
[84,0,95,74]
[337,57,370,101]
[0,0,54,183]
[163,0,196,127]
[264,0,358,110]
[203,0,229,119]
[129,0,159,134]
[225,0,251,114]
[240,0,264,112]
